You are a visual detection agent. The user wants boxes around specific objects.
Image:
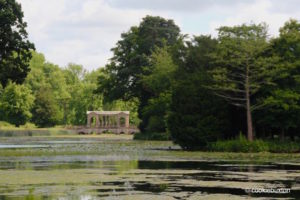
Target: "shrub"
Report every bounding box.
[267,140,300,153]
[210,134,269,153]
[210,134,300,153]
[0,121,15,129]
[21,123,37,129]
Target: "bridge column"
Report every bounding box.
[125,115,129,128]
[105,115,109,127]
[125,115,129,134]
[107,115,111,127]
[116,115,120,128]
[113,115,117,127]
[99,115,102,127]
[87,114,91,127]
[95,114,100,128]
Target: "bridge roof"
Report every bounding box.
[87,111,130,115]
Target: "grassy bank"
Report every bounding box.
[0,121,67,130]
[0,121,36,130]
[133,132,300,153]
[209,135,300,153]
[0,138,299,162]
[0,121,74,136]
[1,121,299,154]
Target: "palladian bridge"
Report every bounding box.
[75,111,139,134]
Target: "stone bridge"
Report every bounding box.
[74,126,139,134]
[73,111,139,134]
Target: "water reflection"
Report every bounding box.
[0,137,299,199]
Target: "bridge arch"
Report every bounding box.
[86,111,132,134]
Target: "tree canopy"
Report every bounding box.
[0,81,34,126]
[255,19,300,139]
[0,0,35,87]
[0,12,299,150]
[97,15,181,132]
[168,36,231,149]
[209,23,279,141]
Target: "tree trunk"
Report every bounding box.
[246,94,253,141]
[245,66,254,141]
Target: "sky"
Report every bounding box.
[17,0,300,70]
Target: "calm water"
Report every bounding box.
[0,135,299,199]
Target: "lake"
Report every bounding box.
[0,134,299,199]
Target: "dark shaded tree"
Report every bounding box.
[168,36,230,150]
[209,23,278,141]
[0,0,35,87]
[31,87,62,127]
[97,15,181,132]
[255,19,300,140]
[140,45,177,133]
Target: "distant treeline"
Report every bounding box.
[0,52,140,128]
[0,0,140,129]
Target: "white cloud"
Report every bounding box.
[18,0,157,70]
[16,0,300,70]
[209,0,300,37]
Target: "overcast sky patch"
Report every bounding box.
[17,0,300,70]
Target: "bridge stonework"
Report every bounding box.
[77,111,139,134]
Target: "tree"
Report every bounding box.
[0,82,34,126]
[31,87,62,127]
[97,15,181,132]
[256,19,300,139]
[168,36,230,150]
[141,45,177,133]
[142,45,177,96]
[257,90,300,139]
[63,63,86,85]
[209,23,278,141]
[103,99,140,126]
[24,52,70,125]
[66,68,104,125]
[24,52,47,92]
[0,0,35,87]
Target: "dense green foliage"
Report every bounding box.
[0,0,35,87]
[0,8,299,152]
[100,17,300,149]
[210,135,300,153]
[141,46,177,133]
[97,16,181,133]
[0,51,139,127]
[209,23,279,141]
[31,87,62,127]
[168,36,231,149]
[255,20,300,140]
[0,82,34,126]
